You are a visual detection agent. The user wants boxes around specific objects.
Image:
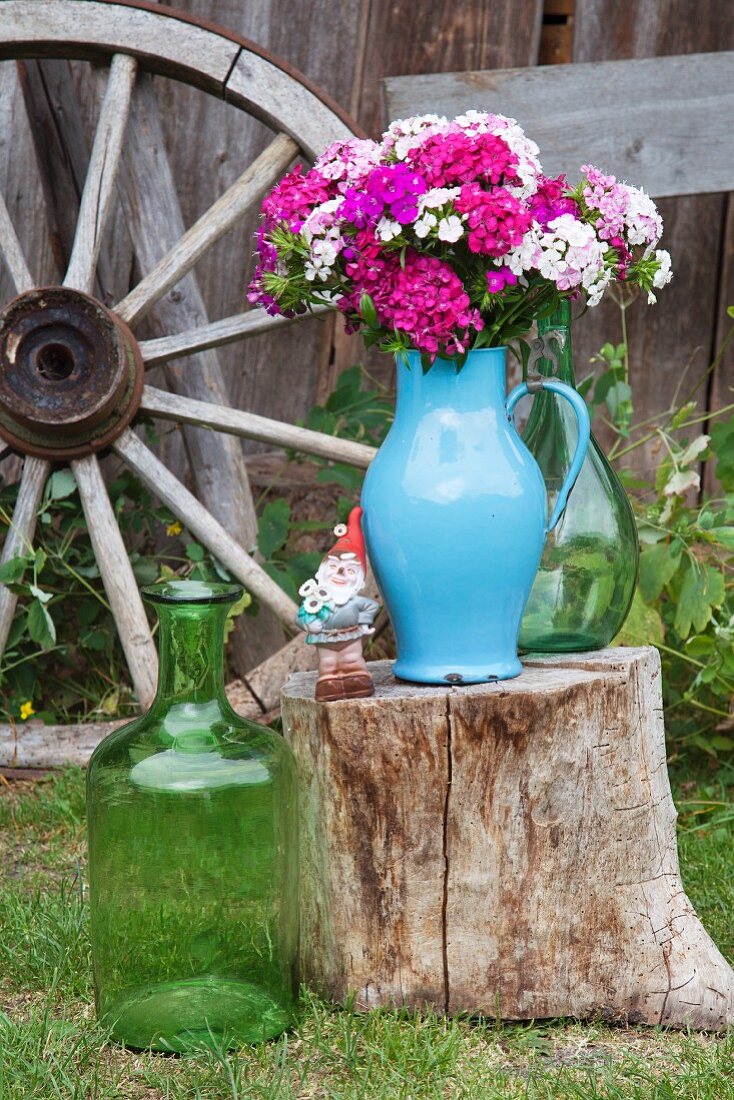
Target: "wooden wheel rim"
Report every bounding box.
[0,0,375,731]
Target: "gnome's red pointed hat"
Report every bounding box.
[326,505,367,570]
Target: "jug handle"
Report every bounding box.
[506,374,591,533]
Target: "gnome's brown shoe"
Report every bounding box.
[340,674,375,699]
[315,677,347,702]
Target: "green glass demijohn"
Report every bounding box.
[519,301,639,652]
[86,581,298,1052]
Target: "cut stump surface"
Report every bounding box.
[281,647,734,1030]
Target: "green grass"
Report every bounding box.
[1,765,733,1099]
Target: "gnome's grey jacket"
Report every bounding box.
[298,594,380,644]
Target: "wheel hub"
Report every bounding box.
[0,286,144,459]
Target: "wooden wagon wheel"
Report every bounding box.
[0,0,377,727]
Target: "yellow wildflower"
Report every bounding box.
[166,521,183,537]
[19,701,34,721]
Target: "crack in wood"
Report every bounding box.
[441,695,452,1015]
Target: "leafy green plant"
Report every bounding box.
[600,305,734,757]
[0,467,237,725]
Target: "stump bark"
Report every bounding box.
[281,647,734,1030]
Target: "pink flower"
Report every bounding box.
[404,131,520,189]
[529,175,580,228]
[340,241,483,359]
[454,184,531,257]
[486,267,518,294]
[260,165,332,232]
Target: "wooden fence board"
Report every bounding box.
[570,0,734,479]
[385,52,734,199]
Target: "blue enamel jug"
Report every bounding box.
[361,347,590,683]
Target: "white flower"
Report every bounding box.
[413,213,437,238]
[299,578,318,598]
[437,215,464,243]
[652,249,673,288]
[376,216,402,242]
[333,523,347,537]
[304,262,330,283]
[419,187,461,210]
[303,595,324,614]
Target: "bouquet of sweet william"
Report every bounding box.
[249,111,672,367]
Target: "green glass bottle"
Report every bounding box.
[87,580,298,1052]
[519,301,639,652]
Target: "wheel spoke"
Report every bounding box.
[115,132,297,327]
[0,190,34,294]
[0,456,50,665]
[63,53,137,294]
[138,304,327,367]
[71,454,158,709]
[113,428,299,626]
[140,384,376,468]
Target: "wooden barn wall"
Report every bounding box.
[569,0,734,480]
[1,0,732,486]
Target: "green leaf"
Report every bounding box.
[257,499,291,560]
[710,526,734,550]
[710,418,734,491]
[27,598,56,649]
[47,469,77,500]
[0,555,28,584]
[358,292,379,329]
[185,542,205,563]
[613,589,664,646]
[29,584,52,604]
[674,560,725,638]
[638,542,680,602]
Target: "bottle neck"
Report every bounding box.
[536,300,575,385]
[151,602,229,708]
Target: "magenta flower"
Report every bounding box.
[405,131,519,188]
[486,267,518,294]
[342,240,482,359]
[364,164,427,225]
[260,165,332,232]
[455,184,531,257]
[529,175,580,229]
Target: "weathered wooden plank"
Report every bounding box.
[0,456,50,665]
[364,0,543,139]
[0,188,34,294]
[0,61,58,305]
[138,306,326,367]
[282,649,734,1029]
[140,385,376,468]
[706,194,734,492]
[115,73,286,668]
[225,54,354,160]
[385,52,734,198]
[115,133,298,327]
[71,454,158,710]
[568,1,734,479]
[63,53,137,294]
[0,1,239,94]
[335,0,544,390]
[113,427,298,627]
[154,0,360,441]
[0,717,124,769]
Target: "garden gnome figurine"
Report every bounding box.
[297,506,380,702]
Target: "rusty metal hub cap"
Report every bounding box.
[0,286,144,459]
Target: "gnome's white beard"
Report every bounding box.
[315,566,363,607]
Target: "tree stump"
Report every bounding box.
[281,647,734,1030]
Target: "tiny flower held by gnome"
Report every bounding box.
[296,506,380,702]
